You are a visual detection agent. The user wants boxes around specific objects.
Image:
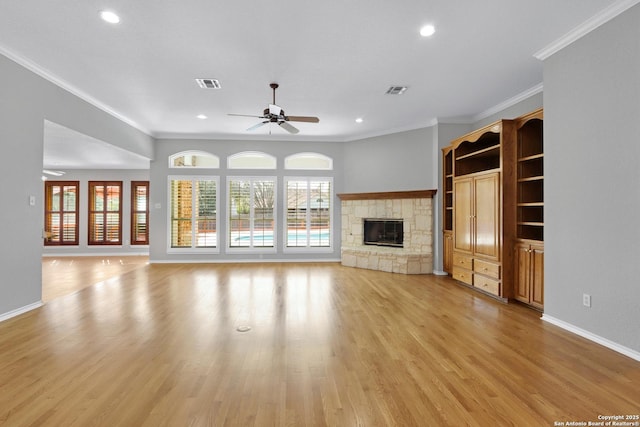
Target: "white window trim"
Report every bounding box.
[167,175,220,254]
[226,176,278,253]
[283,176,333,253]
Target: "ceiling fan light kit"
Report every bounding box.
[228,83,319,134]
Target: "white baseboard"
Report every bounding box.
[542,314,640,362]
[0,301,43,323]
[149,258,342,264]
[432,270,448,276]
[42,252,149,257]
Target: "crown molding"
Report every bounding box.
[472,83,544,123]
[0,45,152,136]
[534,0,640,60]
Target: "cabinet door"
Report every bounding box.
[514,243,530,303]
[530,244,544,309]
[474,172,500,259]
[454,178,473,253]
[443,231,453,273]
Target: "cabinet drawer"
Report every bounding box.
[452,253,473,269]
[452,267,473,285]
[474,259,500,279]
[474,275,500,296]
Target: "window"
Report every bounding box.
[88,181,122,245]
[131,181,149,245]
[228,177,276,249]
[285,178,332,248]
[169,151,219,168]
[44,181,79,246]
[284,152,333,170]
[169,177,218,250]
[228,151,276,169]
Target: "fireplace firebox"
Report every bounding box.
[363,219,403,247]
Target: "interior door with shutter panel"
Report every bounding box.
[454,178,473,253]
[473,172,500,259]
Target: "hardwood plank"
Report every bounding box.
[0,261,637,425]
[41,256,149,302]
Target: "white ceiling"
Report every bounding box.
[43,121,150,170]
[0,0,626,168]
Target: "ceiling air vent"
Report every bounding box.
[195,78,221,89]
[386,86,408,95]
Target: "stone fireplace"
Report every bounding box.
[338,190,436,274]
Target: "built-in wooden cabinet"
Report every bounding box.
[514,241,544,310]
[443,231,453,273]
[445,120,516,301]
[442,110,543,308]
[513,108,544,309]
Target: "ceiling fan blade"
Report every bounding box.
[278,121,299,134]
[247,121,269,131]
[269,104,282,116]
[286,116,320,123]
[228,113,265,118]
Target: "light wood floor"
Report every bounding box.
[1,259,638,426]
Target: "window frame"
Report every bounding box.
[44,180,80,246]
[131,181,149,246]
[167,175,220,253]
[88,181,123,246]
[283,177,333,252]
[227,176,277,253]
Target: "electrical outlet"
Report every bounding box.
[583,294,591,308]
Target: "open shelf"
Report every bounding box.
[516,114,543,242]
[517,224,544,241]
[443,149,454,232]
[454,132,501,177]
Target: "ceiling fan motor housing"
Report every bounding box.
[263,107,286,122]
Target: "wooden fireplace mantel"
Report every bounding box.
[337,189,436,201]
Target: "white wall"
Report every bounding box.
[0,53,154,319]
[543,4,640,353]
[42,170,150,256]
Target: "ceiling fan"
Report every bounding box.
[228,83,319,134]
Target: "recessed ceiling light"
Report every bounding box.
[355,118,364,123]
[197,114,207,120]
[100,11,120,24]
[420,24,435,37]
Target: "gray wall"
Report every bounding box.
[42,169,150,256]
[543,4,640,352]
[342,127,436,193]
[149,139,345,262]
[0,54,154,317]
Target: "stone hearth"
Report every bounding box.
[338,190,436,274]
